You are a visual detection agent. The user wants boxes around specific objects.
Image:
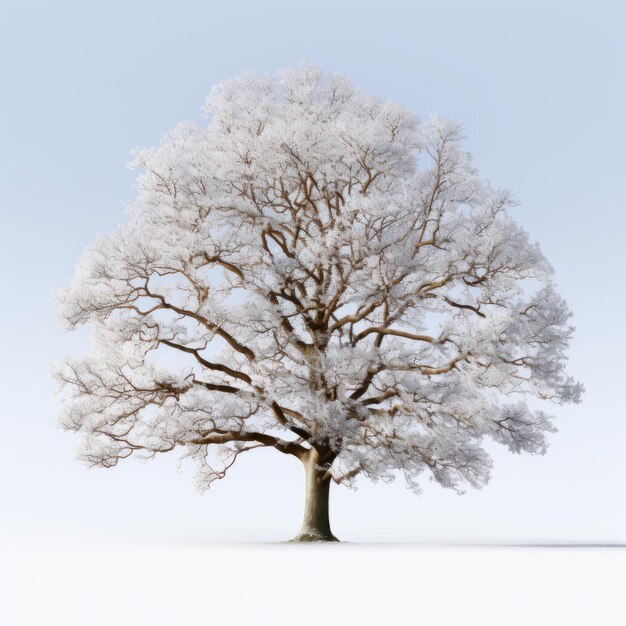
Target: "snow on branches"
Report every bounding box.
[56,63,582,496]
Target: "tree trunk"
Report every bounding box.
[291,450,339,542]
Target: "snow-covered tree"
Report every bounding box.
[56,64,582,541]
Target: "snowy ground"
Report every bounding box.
[1,541,623,625]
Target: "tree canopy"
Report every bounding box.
[56,64,582,539]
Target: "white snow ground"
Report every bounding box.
[1,541,624,625]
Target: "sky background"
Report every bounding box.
[1,0,624,544]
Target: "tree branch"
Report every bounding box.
[191,430,307,459]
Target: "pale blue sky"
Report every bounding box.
[1,0,624,543]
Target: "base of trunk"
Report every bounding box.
[289,530,340,543]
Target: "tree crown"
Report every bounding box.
[56,63,582,494]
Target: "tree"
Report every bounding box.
[56,63,582,542]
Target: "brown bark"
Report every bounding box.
[291,449,338,542]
